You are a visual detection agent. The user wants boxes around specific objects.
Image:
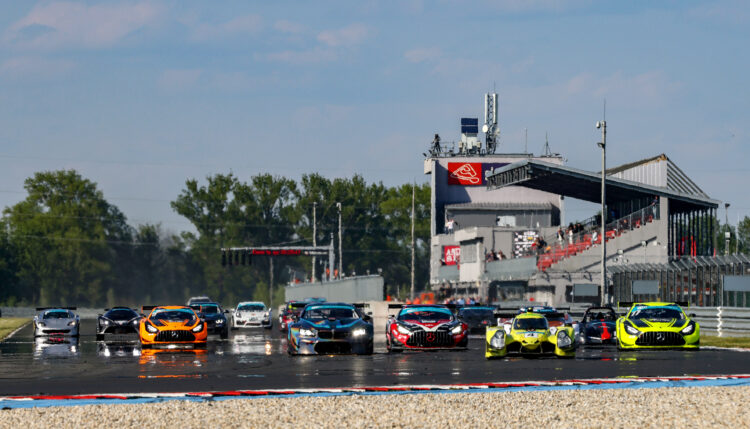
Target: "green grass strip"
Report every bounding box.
[701,335,750,348]
[0,318,31,340]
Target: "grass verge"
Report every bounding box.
[701,335,750,348]
[0,317,31,340]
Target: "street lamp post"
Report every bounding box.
[597,120,607,303]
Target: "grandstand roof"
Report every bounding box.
[485,159,719,212]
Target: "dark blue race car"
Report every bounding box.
[578,306,617,345]
[287,303,373,355]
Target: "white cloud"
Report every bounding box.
[190,14,263,40]
[274,20,304,34]
[404,47,441,63]
[317,23,369,47]
[4,1,162,49]
[259,48,337,65]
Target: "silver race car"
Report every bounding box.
[232,301,273,329]
[33,307,80,337]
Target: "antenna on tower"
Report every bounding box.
[483,92,500,154]
[542,132,553,156]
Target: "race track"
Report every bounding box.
[0,320,747,396]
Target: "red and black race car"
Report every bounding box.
[279,301,308,332]
[386,304,468,352]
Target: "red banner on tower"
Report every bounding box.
[443,246,460,265]
[447,162,482,185]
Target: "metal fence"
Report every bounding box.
[610,254,750,307]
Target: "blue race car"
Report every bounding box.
[287,303,373,355]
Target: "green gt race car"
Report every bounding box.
[615,302,699,349]
[485,312,576,359]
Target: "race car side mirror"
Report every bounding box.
[224,310,230,314]
[565,322,573,327]
[689,313,696,318]
[363,314,372,322]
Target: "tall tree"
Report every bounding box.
[3,170,132,306]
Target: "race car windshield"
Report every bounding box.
[152,309,196,322]
[199,305,220,314]
[43,311,71,319]
[303,306,357,321]
[629,306,685,320]
[105,309,138,320]
[513,317,548,331]
[459,308,494,318]
[584,310,617,322]
[238,304,265,312]
[398,308,453,322]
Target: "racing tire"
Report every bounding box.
[264,323,273,330]
[141,343,152,349]
[220,329,229,340]
[364,341,374,355]
[96,333,104,341]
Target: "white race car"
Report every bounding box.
[33,307,80,337]
[232,301,273,329]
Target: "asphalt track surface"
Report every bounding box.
[0,320,748,396]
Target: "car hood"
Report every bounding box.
[38,318,75,329]
[201,313,226,321]
[628,318,689,330]
[236,311,266,317]
[303,319,363,330]
[150,318,198,328]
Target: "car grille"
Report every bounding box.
[154,330,196,342]
[635,331,685,346]
[314,342,351,354]
[317,330,349,340]
[43,329,70,334]
[406,330,452,347]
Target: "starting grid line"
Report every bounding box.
[2,374,750,408]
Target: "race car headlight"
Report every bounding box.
[102,320,110,326]
[68,321,77,326]
[396,325,411,335]
[624,322,640,336]
[451,325,463,335]
[216,319,224,325]
[681,321,696,335]
[37,322,46,327]
[352,328,367,337]
[299,328,316,337]
[132,319,139,325]
[490,331,505,349]
[145,323,158,333]
[192,323,204,333]
[557,331,572,348]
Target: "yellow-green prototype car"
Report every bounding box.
[485,312,576,359]
[616,302,699,350]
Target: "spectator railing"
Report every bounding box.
[537,205,660,271]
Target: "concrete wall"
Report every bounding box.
[284,275,384,303]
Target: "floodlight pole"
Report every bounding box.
[597,120,607,304]
[312,202,317,282]
[337,202,343,279]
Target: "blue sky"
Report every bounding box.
[0,0,748,232]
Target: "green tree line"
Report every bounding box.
[0,170,430,308]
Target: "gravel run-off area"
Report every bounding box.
[2,385,749,428]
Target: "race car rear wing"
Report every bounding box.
[141,305,159,312]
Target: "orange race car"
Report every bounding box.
[139,306,208,348]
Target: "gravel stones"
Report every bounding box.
[2,386,748,428]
